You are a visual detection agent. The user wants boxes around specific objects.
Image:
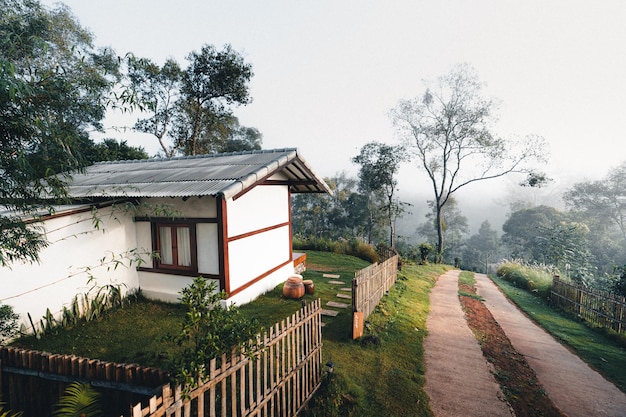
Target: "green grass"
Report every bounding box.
[13,298,187,370]
[12,250,452,416]
[490,275,626,393]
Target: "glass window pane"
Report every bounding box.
[177,227,191,267]
[159,226,173,264]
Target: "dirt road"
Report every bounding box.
[425,270,626,417]
[475,273,626,417]
[424,270,513,416]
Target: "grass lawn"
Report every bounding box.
[490,275,626,393]
[11,250,451,416]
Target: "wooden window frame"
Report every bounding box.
[153,221,198,274]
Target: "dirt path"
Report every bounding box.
[424,270,513,416]
[475,273,626,417]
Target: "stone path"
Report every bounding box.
[320,273,351,325]
[424,270,513,416]
[475,273,626,417]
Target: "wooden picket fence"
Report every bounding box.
[551,276,626,334]
[352,254,399,329]
[126,299,323,417]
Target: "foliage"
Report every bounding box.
[52,382,102,417]
[612,265,626,297]
[0,304,19,343]
[564,161,626,240]
[0,0,132,265]
[496,260,556,298]
[417,197,469,263]
[0,404,22,417]
[352,142,408,249]
[292,173,382,243]
[391,63,547,260]
[417,243,434,265]
[293,236,379,263]
[170,277,260,393]
[128,45,259,157]
[461,220,501,273]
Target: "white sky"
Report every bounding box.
[40,0,626,230]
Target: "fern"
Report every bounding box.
[0,403,22,417]
[52,382,102,417]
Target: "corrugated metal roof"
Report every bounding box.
[63,148,332,200]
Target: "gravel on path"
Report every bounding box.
[475,273,626,417]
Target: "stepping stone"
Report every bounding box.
[321,309,339,317]
[336,293,351,299]
[323,274,341,278]
[340,288,352,292]
[329,280,344,285]
[327,301,349,309]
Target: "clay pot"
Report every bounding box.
[303,279,315,294]
[283,276,305,299]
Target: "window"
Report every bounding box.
[155,223,196,272]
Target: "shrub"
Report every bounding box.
[293,237,379,263]
[0,304,19,344]
[496,261,555,298]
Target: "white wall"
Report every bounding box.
[227,185,289,238]
[0,205,140,331]
[225,185,293,300]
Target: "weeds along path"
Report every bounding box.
[424,270,513,417]
[475,273,626,417]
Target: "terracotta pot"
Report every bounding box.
[303,279,315,294]
[283,276,305,299]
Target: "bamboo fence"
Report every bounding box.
[352,254,399,323]
[126,299,323,417]
[551,276,626,334]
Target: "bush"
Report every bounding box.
[0,304,19,344]
[293,237,379,263]
[496,261,555,298]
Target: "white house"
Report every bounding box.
[0,148,331,331]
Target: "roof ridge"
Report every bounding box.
[93,148,298,166]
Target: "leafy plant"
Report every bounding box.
[170,277,260,393]
[52,382,102,417]
[0,304,19,343]
[0,402,22,417]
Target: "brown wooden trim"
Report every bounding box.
[228,221,290,242]
[227,258,292,298]
[24,200,127,224]
[134,216,217,223]
[137,267,220,280]
[218,196,229,293]
[288,189,293,261]
[152,222,198,274]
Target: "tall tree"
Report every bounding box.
[462,220,501,273]
[1,0,122,265]
[391,64,546,261]
[352,142,407,248]
[129,46,259,157]
[564,161,626,240]
[417,197,468,263]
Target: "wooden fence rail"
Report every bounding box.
[127,299,323,417]
[551,276,626,334]
[351,254,399,338]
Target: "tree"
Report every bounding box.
[391,64,547,261]
[1,0,123,265]
[352,142,408,248]
[564,161,626,240]
[417,197,468,263]
[129,45,259,157]
[462,220,501,273]
[501,205,564,260]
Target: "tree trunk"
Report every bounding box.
[435,203,445,263]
